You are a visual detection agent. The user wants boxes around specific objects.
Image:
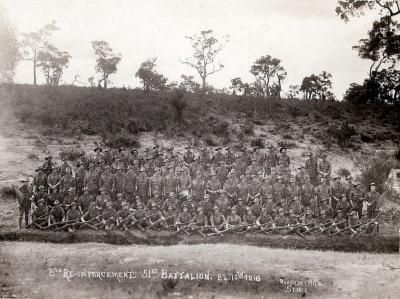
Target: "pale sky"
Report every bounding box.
[2,0,376,98]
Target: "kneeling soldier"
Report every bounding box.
[65,202,81,233]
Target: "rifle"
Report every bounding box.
[53,210,108,231]
[111,210,137,231]
[207,223,247,236]
[96,210,125,229]
[331,222,361,236]
[126,212,159,229]
[146,214,175,230]
[238,223,266,234]
[259,225,291,234]
[285,223,308,236]
[315,220,347,236]
[350,212,383,238]
[304,221,334,235]
[25,209,53,228]
[44,219,75,230]
[173,219,203,235]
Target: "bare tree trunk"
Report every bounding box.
[103,73,107,89]
[33,60,37,85]
[202,76,206,94]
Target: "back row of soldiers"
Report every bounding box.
[18,144,382,236]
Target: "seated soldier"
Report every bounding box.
[335,193,351,219]
[197,194,213,217]
[63,187,78,212]
[65,202,81,233]
[273,207,289,234]
[215,191,230,216]
[130,203,148,231]
[232,198,247,219]
[163,192,178,211]
[32,199,49,228]
[190,207,209,235]
[328,210,347,235]
[116,201,132,230]
[100,201,117,230]
[163,204,177,228]
[78,187,93,215]
[319,197,334,219]
[210,206,227,232]
[226,206,242,228]
[180,194,196,216]
[250,197,262,218]
[299,209,316,233]
[286,209,304,237]
[32,185,49,209]
[49,200,65,226]
[147,203,167,230]
[176,205,192,232]
[82,201,103,226]
[256,207,274,230]
[96,187,110,209]
[242,207,257,231]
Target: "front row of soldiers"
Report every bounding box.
[25,180,381,238]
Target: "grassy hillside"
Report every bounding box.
[1,84,399,149]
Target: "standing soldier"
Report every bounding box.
[212,147,225,165]
[149,167,165,199]
[60,157,73,177]
[225,146,236,168]
[265,144,278,176]
[183,146,195,166]
[84,163,99,197]
[75,162,86,196]
[350,181,364,219]
[123,164,137,203]
[365,183,380,218]
[103,148,113,167]
[318,153,331,180]
[93,147,103,165]
[206,173,222,203]
[199,147,211,165]
[279,147,290,170]
[301,176,315,207]
[176,169,191,194]
[191,170,206,202]
[60,168,75,197]
[136,167,150,203]
[286,177,301,206]
[164,166,178,197]
[316,177,331,202]
[330,176,344,210]
[47,167,61,195]
[32,167,47,193]
[17,177,32,229]
[112,166,125,197]
[273,176,287,203]
[215,159,229,186]
[99,165,114,194]
[42,156,54,176]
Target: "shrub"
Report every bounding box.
[27,152,39,160]
[241,122,254,136]
[104,130,141,149]
[169,90,187,122]
[277,140,296,149]
[212,120,230,137]
[337,168,351,178]
[203,134,218,146]
[250,138,265,148]
[327,121,357,148]
[360,132,374,143]
[59,147,84,161]
[355,153,397,193]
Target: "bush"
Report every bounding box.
[337,168,351,178]
[355,153,396,193]
[203,134,218,146]
[277,140,297,149]
[104,130,141,148]
[241,122,254,136]
[360,132,374,143]
[59,147,84,161]
[327,121,357,148]
[212,120,230,137]
[250,138,265,148]
[169,90,187,122]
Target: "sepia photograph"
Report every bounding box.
[0,0,399,298]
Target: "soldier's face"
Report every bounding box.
[371,186,376,191]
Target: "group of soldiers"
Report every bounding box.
[16,143,382,237]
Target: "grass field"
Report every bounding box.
[0,242,399,299]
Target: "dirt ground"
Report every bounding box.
[0,242,399,299]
